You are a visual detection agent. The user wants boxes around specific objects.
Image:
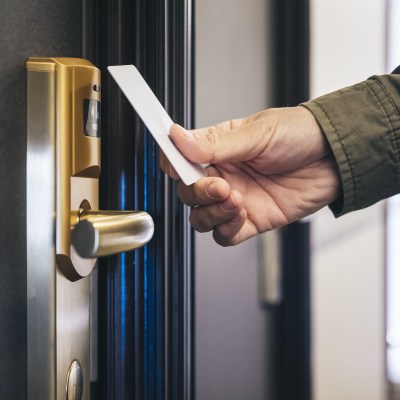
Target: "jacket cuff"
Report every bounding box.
[301,74,400,216]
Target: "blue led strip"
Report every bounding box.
[120,171,127,369]
[121,170,126,211]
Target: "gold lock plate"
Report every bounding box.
[27,57,101,281]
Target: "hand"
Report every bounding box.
[160,106,341,246]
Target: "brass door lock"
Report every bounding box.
[27,57,154,282]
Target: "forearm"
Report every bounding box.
[302,72,400,216]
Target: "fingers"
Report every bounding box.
[213,208,248,246]
[163,109,275,181]
[168,117,272,165]
[175,175,250,245]
[190,193,249,247]
[177,177,230,206]
[189,190,243,232]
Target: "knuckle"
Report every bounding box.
[213,224,242,247]
[203,128,220,164]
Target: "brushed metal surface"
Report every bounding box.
[27,67,90,400]
[56,267,90,400]
[72,210,154,257]
[27,64,57,400]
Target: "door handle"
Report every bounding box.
[72,209,154,258]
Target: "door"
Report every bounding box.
[0,1,194,399]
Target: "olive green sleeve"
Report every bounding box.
[301,72,400,216]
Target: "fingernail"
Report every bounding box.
[207,181,222,199]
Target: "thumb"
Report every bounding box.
[169,119,271,165]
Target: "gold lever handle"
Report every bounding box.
[71,210,154,258]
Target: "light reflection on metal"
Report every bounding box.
[66,360,83,400]
[72,210,154,258]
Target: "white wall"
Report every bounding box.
[195,1,272,399]
[310,1,387,399]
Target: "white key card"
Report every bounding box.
[108,65,206,185]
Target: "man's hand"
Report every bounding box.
[160,106,341,246]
